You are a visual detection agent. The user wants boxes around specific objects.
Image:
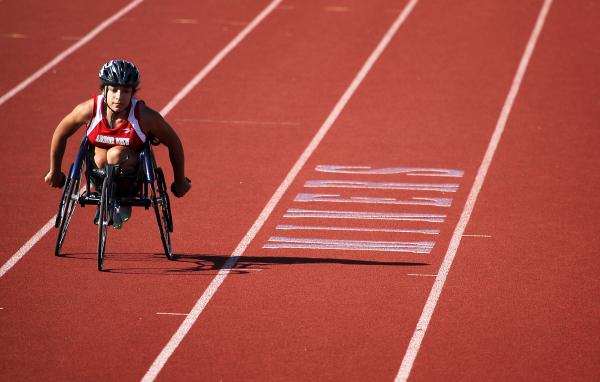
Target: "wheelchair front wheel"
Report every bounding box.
[97,165,116,271]
[55,164,81,256]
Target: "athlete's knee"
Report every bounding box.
[107,146,138,170]
[106,146,127,164]
[94,153,107,169]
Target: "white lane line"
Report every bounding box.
[0,0,283,279]
[0,0,144,107]
[395,1,553,380]
[284,209,446,222]
[324,6,351,13]
[176,118,301,126]
[263,237,434,253]
[159,0,283,117]
[276,224,440,235]
[0,218,55,278]
[2,33,28,39]
[141,1,420,380]
[172,19,199,25]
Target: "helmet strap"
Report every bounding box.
[102,85,132,119]
[102,87,115,113]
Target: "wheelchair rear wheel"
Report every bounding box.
[55,164,81,256]
[155,167,173,232]
[97,165,116,271]
[152,167,174,260]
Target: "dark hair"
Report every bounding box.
[98,81,140,95]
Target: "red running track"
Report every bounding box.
[0,0,598,381]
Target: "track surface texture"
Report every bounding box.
[1,0,598,381]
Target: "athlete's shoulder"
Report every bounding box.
[71,98,95,124]
[137,101,158,116]
[76,97,95,110]
[138,102,165,125]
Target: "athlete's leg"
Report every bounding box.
[94,146,138,171]
[105,146,139,172]
[107,146,138,227]
[94,146,108,169]
[93,146,138,227]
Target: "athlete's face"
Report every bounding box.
[105,85,133,113]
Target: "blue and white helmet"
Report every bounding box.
[99,59,140,88]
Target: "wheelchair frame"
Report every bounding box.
[54,136,174,271]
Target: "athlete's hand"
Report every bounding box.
[45,170,66,188]
[150,136,161,146]
[171,177,191,198]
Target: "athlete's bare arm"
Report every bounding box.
[139,103,191,197]
[44,99,94,188]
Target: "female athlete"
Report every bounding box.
[44,59,191,224]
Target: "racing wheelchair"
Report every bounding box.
[54,136,174,271]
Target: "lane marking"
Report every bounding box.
[294,193,453,207]
[172,19,199,24]
[156,312,189,316]
[0,218,55,278]
[176,118,300,126]
[462,234,492,238]
[2,33,28,39]
[141,1,420,380]
[304,179,459,192]
[283,209,446,222]
[314,165,464,177]
[276,224,440,235]
[264,237,434,253]
[0,0,144,107]
[159,0,281,117]
[0,0,283,279]
[395,1,553,380]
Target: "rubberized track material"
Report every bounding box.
[1,1,598,380]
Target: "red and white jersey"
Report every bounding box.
[86,95,146,151]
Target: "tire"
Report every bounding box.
[55,164,81,256]
[155,168,173,232]
[97,165,115,271]
[152,169,174,260]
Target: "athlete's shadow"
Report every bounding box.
[59,252,428,274]
[169,254,429,275]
